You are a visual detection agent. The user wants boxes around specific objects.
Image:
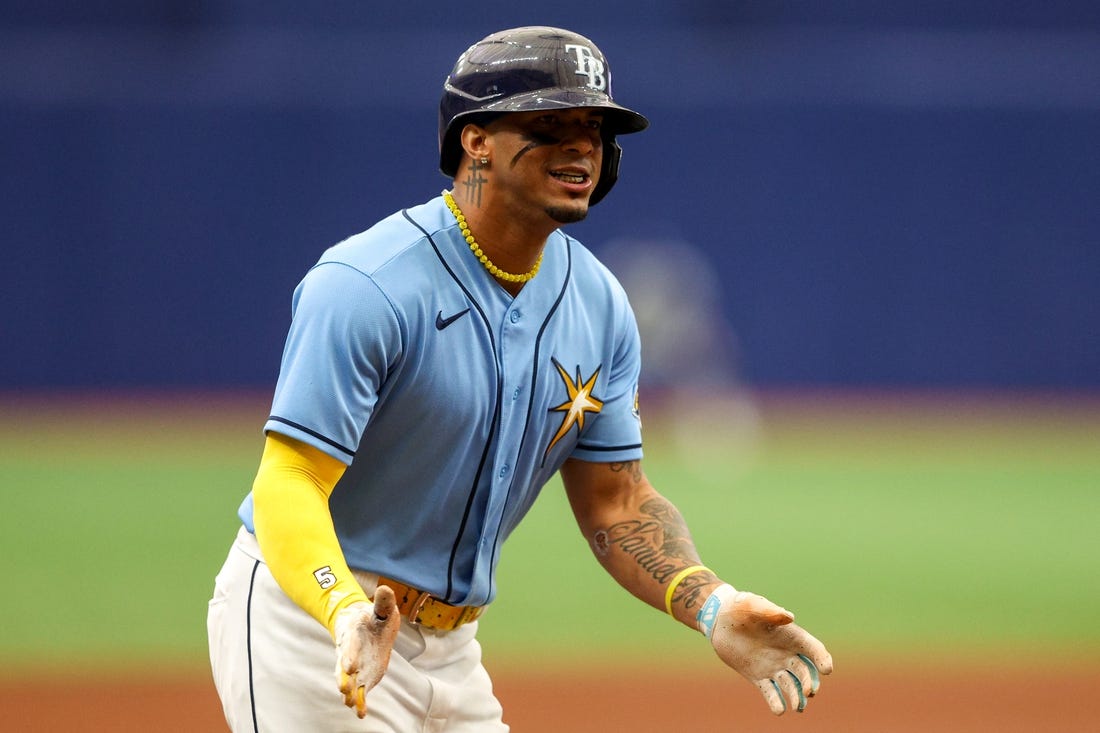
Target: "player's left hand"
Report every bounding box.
[333,588,401,718]
[698,584,833,715]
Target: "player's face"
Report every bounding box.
[486,109,604,224]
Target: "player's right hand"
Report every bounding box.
[333,588,400,719]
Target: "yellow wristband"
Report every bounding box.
[664,564,711,617]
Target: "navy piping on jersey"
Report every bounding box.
[266,416,356,458]
[403,209,503,605]
[576,442,643,452]
[246,559,261,733]
[487,233,573,577]
[530,238,574,471]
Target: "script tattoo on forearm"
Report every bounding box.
[670,569,715,613]
[600,497,705,599]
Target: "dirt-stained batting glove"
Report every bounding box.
[333,587,401,719]
[697,584,833,715]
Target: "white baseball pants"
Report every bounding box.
[207,527,509,732]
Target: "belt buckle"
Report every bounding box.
[407,589,432,626]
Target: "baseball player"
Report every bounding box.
[207,26,832,731]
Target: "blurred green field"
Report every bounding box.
[1,390,1097,674]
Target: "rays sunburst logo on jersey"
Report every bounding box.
[544,357,604,458]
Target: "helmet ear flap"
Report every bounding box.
[589,138,622,206]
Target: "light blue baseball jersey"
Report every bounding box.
[238,195,643,606]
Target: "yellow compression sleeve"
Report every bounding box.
[251,432,369,639]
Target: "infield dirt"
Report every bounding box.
[1,660,1093,732]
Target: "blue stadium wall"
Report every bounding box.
[3,2,1098,389]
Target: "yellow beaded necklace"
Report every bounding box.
[443,190,543,284]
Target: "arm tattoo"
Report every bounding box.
[644,500,716,611]
[461,158,489,206]
[609,460,642,483]
[601,496,710,611]
[593,463,716,612]
[670,569,716,613]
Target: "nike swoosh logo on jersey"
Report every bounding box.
[436,308,470,330]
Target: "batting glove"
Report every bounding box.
[333,587,401,719]
[697,584,833,715]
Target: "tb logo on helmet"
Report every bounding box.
[565,44,607,91]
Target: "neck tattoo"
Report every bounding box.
[443,190,543,284]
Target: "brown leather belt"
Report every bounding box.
[374,575,485,632]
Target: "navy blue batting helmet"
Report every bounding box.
[439,26,649,205]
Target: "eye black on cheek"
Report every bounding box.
[510,132,561,167]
